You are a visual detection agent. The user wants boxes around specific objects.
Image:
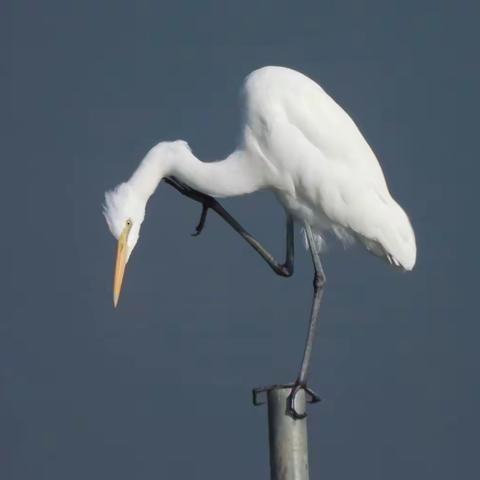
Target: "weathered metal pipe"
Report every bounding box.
[254,385,310,480]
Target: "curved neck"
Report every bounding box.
[128,141,264,203]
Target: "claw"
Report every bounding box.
[164,177,217,237]
[192,203,210,236]
[286,381,321,419]
[252,382,321,420]
[286,383,307,419]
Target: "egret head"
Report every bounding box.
[103,182,146,307]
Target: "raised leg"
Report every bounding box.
[286,225,325,419]
[164,176,294,277]
[164,176,324,419]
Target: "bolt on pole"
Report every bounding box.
[253,385,316,480]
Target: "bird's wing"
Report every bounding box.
[243,66,388,188]
[260,95,416,270]
[242,67,416,269]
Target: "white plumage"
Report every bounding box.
[104,65,416,270]
[104,66,416,415]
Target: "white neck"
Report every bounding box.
[128,141,265,204]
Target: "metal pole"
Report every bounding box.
[253,385,310,480]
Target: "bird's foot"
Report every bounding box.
[252,382,321,419]
[191,198,216,236]
[286,380,321,419]
[163,177,217,236]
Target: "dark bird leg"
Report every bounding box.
[164,176,294,277]
[286,225,325,419]
[165,177,322,419]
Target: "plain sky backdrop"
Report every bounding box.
[4,1,478,479]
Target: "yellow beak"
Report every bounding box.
[113,222,131,308]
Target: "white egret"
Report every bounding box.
[103,66,416,418]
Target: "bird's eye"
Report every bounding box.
[126,219,132,226]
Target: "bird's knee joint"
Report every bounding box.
[313,274,326,290]
[280,264,294,277]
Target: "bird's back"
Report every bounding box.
[240,66,416,270]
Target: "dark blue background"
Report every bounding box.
[4,1,477,478]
